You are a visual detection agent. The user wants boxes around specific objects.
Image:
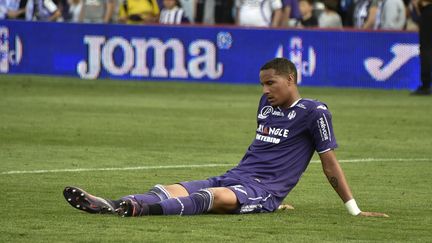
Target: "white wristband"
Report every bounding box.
[345,199,361,216]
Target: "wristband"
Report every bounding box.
[345,199,361,216]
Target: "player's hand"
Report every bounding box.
[277,204,295,210]
[358,211,389,217]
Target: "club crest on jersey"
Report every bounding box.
[258,106,284,119]
[287,110,296,120]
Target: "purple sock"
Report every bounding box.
[121,185,170,204]
[158,189,213,215]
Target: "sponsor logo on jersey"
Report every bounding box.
[257,124,289,138]
[258,106,285,119]
[256,124,290,144]
[317,115,331,141]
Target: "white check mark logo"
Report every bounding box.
[364,44,419,81]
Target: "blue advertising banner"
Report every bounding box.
[0,20,420,89]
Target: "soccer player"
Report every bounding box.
[64,58,388,218]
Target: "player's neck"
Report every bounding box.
[281,92,301,109]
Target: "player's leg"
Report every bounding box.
[63,180,213,214]
[120,184,175,205]
[120,180,211,206]
[63,184,174,214]
[117,186,239,216]
[207,187,239,213]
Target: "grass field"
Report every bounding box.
[1,75,431,242]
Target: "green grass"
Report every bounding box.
[0,75,431,242]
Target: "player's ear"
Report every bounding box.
[287,73,295,85]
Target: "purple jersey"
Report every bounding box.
[224,95,337,204]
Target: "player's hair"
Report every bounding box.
[260,58,298,84]
[299,0,314,4]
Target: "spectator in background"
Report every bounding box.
[67,0,82,22]
[195,0,215,24]
[25,0,61,21]
[159,0,188,24]
[313,0,325,17]
[178,0,194,23]
[298,0,318,27]
[214,0,234,24]
[118,0,159,24]
[406,0,420,30]
[55,0,71,21]
[235,0,283,27]
[338,0,355,26]
[319,0,342,28]
[412,0,432,95]
[79,0,114,23]
[0,0,26,19]
[194,0,234,25]
[375,0,406,30]
[281,0,301,27]
[353,0,379,29]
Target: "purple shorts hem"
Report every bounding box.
[178,176,279,213]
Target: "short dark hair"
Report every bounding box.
[322,0,338,11]
[260,58,298,84]
[299,0,314,5]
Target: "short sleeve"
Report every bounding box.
[271,0,283,10]
[308,105,338,153]
[118,0,126,19]
[151,0,160,15]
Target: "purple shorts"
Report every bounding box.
[178,175,280,214]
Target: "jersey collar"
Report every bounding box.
[288,98,302,108]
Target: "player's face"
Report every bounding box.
[259,69,293,107]
[163,0,177,9]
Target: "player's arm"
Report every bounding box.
[104,0,115,23]
[6,8,26,18]
[271,8,283,27]
[362,5,378,29]
[280,6,291,27]
[319,150,389,217]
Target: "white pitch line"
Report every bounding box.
[314,158,432,163]
[1,158,431,175]
[0,164,234,175]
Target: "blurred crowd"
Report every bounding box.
[0,0,427,31]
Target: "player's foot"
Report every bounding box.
[63,186,116,214]
[410,87,431,96]
[115,197,149,217]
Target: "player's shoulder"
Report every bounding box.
[297,98,331,114]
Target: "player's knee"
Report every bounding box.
[208,188,239,213]
[162,184,189,197]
